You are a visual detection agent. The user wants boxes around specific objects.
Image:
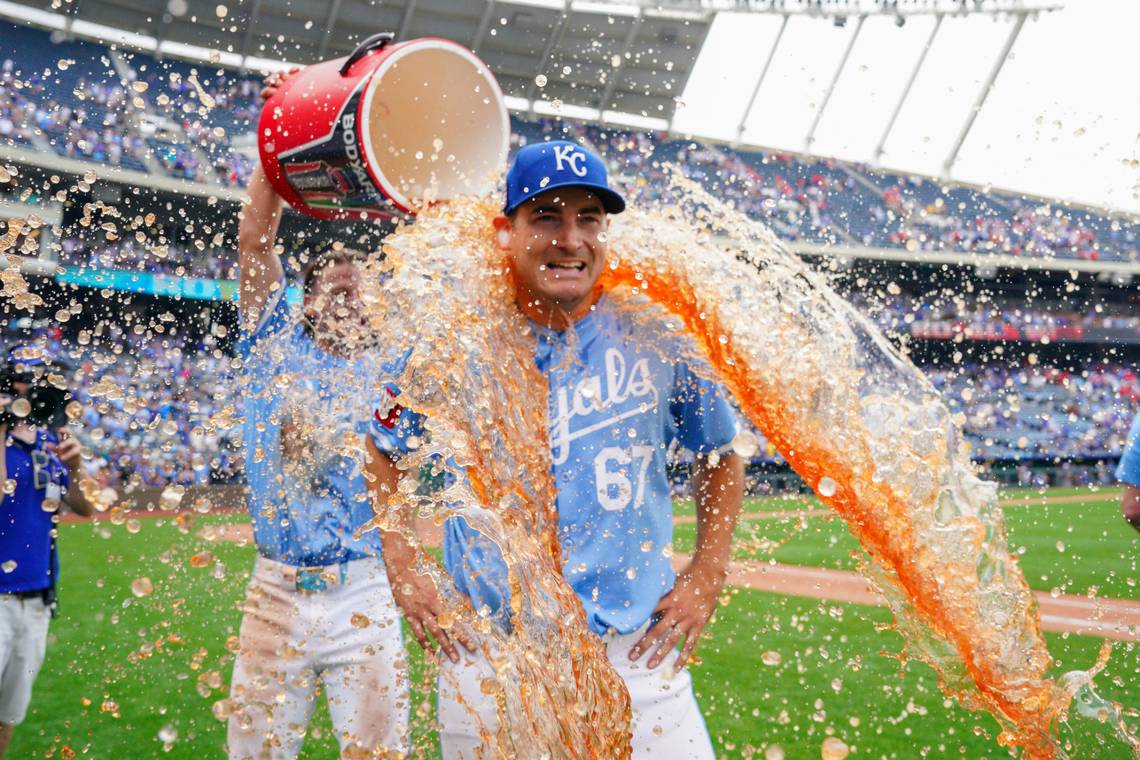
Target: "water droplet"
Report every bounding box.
[350,612,370,628]
[761,650,782,666]
[731,430,759,458]
[821,736,850,760]
[158,724,178,743]
[534,74,548,87]
[189,551,214,568]
[161,486,184,510]
[130,577,154,597]
[817,477,837,498]
[764,745,785,760]
[215,4,227,17]
[1,560,16,573]
[10,398,31,418]
[65,401,83,420]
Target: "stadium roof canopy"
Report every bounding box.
[5,0,715,130]
[2,0,1137,215]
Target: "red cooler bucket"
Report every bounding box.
[258,32,510,221]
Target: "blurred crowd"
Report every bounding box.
[6,318,1132,489]
[2,25,1138,491]
[855,292,1140,343]
[4,28,1138,267]
[59,236,235,280]
[4,322,239,490]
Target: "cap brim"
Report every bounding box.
[505,178,625,216]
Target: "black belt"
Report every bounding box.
[4,589,48,600]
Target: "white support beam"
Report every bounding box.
[595,12,643,113]
[317,0,345,59]
[472,0,496,53]
[397,0,419,41]
[666,12,715,132]
[804,14,864,153]
[734,13,787,143]
[624,1,1063,18]
[526,1,573,114]
[873,12,941,163]
[941,10,1026,176]
[238,0,264,70]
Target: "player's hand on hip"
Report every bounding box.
[628,558,727,671]
[387,563,474,664]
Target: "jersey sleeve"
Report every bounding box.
[368,381,424,457]
[668,363,740,454]
[368,348,429,457]
[1116,412,1140,487]
[237,276,291,357]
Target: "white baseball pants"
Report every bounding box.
[437,623,715,759]
[226,556,409,759]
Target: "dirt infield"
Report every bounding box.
[671,554,1140,642]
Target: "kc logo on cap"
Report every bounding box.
[504,139,626,215]
[552,145,588,177]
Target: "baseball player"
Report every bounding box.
[225,72,407,759]
[365,140,744,758]
[1118,412,1140,531]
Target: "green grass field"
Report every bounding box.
[10,486,1138,758]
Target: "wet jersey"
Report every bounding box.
[371,295,738,635]
[240,281,382,566]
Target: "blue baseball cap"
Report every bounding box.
[504,140,625,216]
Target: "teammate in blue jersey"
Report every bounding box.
[1117,412,1140,531]
[225,71,407,760]
[365,141,744,758]
[0,348,92,758]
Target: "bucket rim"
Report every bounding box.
[358,37,511,213]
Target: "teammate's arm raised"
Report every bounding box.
[237,164,286,329]
[237,71,296,328]
[363,435,473,662]
[630,450,744,671]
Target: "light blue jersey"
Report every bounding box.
[1117,413,1140,487]
[240,282,383,566]
[372,296,738,636]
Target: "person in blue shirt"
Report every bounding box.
[1117,412,1140,531]
[0,348,92,759]
[365,141,744,758]
[224,72,407,760]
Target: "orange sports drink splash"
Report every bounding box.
[359,177,1137,758]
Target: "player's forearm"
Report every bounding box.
[237,165,286,321]
[1122,486,1140,532]
[63,474,94,517]
[690,450,744,572]
[363,436,422,572]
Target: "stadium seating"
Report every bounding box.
[1,20,1137,489]
[3,19,1137,266]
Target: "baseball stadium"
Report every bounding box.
[0,0,1136,758]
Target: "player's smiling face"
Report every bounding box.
[495,186,608,326]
